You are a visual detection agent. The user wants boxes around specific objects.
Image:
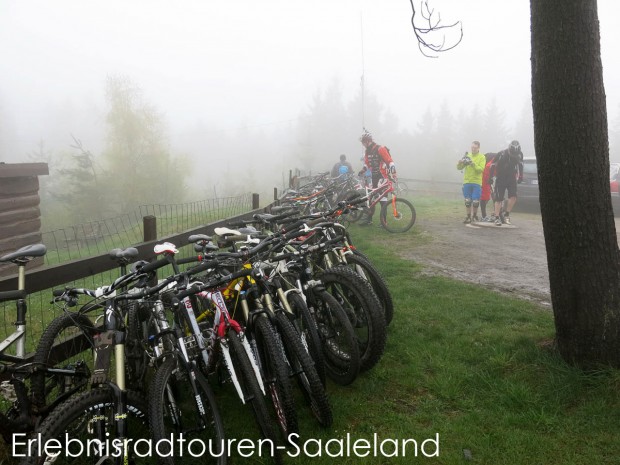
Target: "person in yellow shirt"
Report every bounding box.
[456,140,486,224]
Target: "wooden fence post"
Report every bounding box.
[143,215,157,242]
[273,187,278,201]
[252,193,260,210]
[143,215,157,285]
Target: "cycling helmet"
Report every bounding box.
[360,132,373,144]
[509,140,521,155]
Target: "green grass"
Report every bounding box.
[3,196,619,464]
[197,197,620,465]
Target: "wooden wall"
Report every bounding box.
[0,163,49,277]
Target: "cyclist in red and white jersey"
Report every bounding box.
[359,131,397,225]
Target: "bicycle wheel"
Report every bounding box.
[340,252,394,325]
[286,292,326,386]
[274,311,332,428]
[18,388,149,465]
[30,312,96,410]
[337,190,366,223]
[310,289,360,386]
[380,197,416,233]
[149,355,226,465]
[125,301,153,392]
[251,316,298,442]
[225,328,283,463]
[320,266,386,372]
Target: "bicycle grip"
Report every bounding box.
[0,290,27,302]
[175,285,201,300]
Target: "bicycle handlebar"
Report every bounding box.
[139,256,171,274]
[175,267,253,300]
[0,290,27,303]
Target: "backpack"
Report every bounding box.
[495,150,520,176]
[338,163,349,175]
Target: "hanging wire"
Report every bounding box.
[360,11,366,132]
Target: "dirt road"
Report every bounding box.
[403,212,553,306]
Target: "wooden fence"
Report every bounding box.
[0,193,262,294]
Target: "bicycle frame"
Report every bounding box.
[0,262,28,361]
[362,178,396,210]
[193,286,266,402]
[147,244,266,404]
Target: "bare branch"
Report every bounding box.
[409,0,463,58]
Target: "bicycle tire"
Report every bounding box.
[225,328,283,462]
[252,316,298,441]
[125,301,153,392]
[286,292,326,386]
[148,355,226,465]
[337,190,365,223]
[30,312,96,410]
[396,181,410,194]
[273,311,333,428]
[310,289,360,386]
[18,387,149,465]
[380,197,416,233]
[319,266,387,372]
[340,252,394,325]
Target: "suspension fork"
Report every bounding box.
[178,295,210,368]
[15,263,27,358]
[210,289,266,400]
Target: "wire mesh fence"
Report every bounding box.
[1,193,254,352]
[41,194,253,266]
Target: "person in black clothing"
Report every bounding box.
[331,154,354,178]
[490,140,524,226]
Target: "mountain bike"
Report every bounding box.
[0,244,90,446]
[344,176,416,233]
[18,272,152,464]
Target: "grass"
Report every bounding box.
[202,196,620,464]
[3,196,620,464]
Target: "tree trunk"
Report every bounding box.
[531,0,620,367]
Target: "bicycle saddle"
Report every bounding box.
[108,247,139,262]
[0,244,47,263]
[214,227,240,237]
[193,243,219,253]
[238,227,259,235]
[252,213,275,222]
[188,234,212,243]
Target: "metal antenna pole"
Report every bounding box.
[360,11,366,132]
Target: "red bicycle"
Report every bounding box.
[343,175,416,233]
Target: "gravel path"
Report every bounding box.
[403,212,553,306]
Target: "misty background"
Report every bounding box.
[1,1,620,228]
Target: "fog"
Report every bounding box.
[1,1,620,206]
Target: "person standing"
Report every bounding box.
[490,140,524,226]
[480,153,496,221]
[456,140,486,224]
[331,154,354,178]
[359,131,396,225]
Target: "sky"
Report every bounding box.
[1,0,620,164]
